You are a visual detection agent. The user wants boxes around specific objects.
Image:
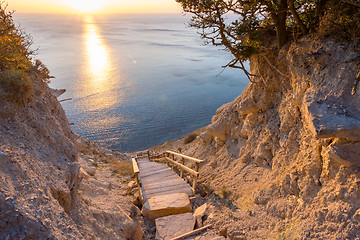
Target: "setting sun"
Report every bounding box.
[63,0,104,13]
[9,0,181,14]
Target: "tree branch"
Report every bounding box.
[341,0,360,7]
[288,0,308,34]
[260,54,289,78]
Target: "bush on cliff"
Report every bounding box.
[0,3,51,100]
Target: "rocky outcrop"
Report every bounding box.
[0,75,142,239]
[303,93,360,141]
[177,35,360,239]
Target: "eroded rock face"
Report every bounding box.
[0,77,141,239]
[303,95,360,140]
[177,36,360,239]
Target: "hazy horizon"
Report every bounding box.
[8,0,182,14]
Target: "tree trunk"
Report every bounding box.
[270,0,288,48]
[289,0,307,34]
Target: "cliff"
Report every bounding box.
[169,35,360,239]
[0,73,142,239]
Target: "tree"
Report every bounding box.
[175,0,360,79]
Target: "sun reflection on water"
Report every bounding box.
[81,16,118,111]
[84,16,111,85]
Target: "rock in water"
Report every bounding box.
[50,88,66,98]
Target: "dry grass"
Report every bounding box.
[236,193,255,211]
[109,161,133,177]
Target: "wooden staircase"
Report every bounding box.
[132,151,210,239]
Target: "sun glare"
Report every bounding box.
[64,0,103,13]
[84,17,110,84]
[82,16,119,110]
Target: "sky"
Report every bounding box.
[7,0,182,14]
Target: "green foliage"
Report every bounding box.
[176,0,360,77]
[31,59,54,83]
[318,1,360,40]
[0,3,52,99]
[221,186,231,199]
[0,4,32,71]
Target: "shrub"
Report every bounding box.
[184,133,197,144]
[221,187,231,199]
[0,68,32,96]
[0,4,33,71]
[0,3,51,99]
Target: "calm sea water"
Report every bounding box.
[14,14,248,152]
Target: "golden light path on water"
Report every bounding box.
[77,15,130,135]
[82,16,118,112]
[85,16,110,86]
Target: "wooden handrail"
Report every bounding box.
[166,150,204,163]
[164,157,198,177]
[132,158,139,174]
[132,157,143,203]
[149,150,204,191]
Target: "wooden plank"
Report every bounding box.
[143,182,189,191]
[138,164,170,173]
[140,168,171,175]
[145,184,193,196]
[140,169,174,179]
[141,172,175,181]
[142,177,187,187]
[146,187,193,199]
[138,165,169,171]
[166,151,204,163]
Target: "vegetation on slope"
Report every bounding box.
[176,0,360,78]
[0,3,51,99]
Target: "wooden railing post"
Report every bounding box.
[193,163,200,191]
[166,152,169,166]
[180,157,185,178]
[171,153,175,171]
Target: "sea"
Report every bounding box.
[14,13,249,152]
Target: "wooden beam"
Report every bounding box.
[166,151,204,163]
[170,225,212,240]
[165,157,199,176]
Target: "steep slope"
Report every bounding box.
[0,73,142,239]
[174,36,360,239]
